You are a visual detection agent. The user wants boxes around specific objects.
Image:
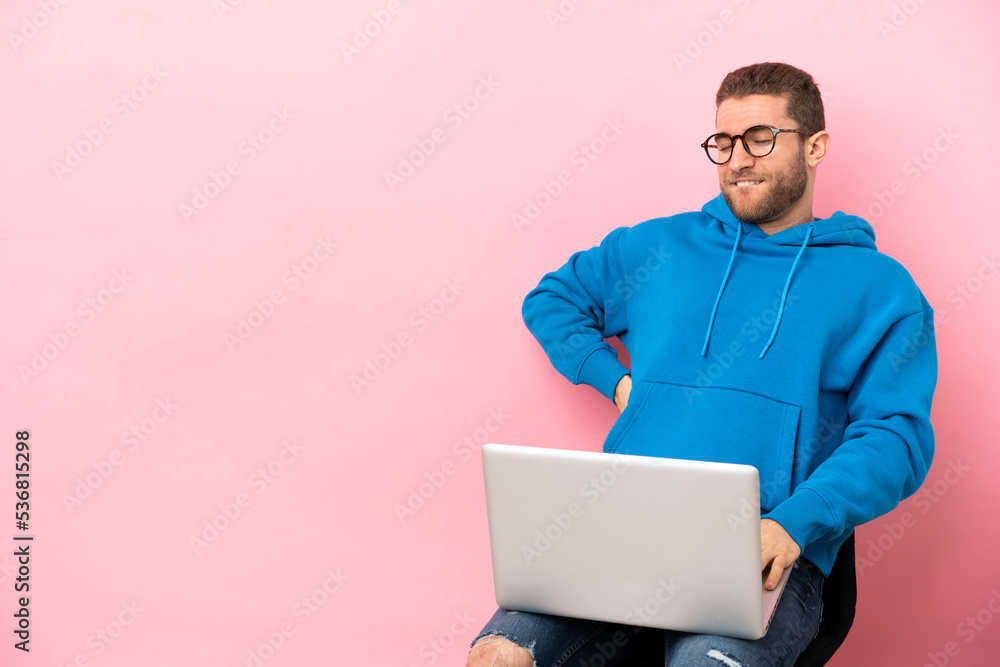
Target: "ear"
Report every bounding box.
[805,131,830,167]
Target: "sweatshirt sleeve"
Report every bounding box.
[522,227,631,401]
[764,306,937,549]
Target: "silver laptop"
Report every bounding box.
[481,443,790,640]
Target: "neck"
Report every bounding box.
[755,187,816,235]
[755,211,815,236]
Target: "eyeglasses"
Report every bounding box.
[701,125,813,165]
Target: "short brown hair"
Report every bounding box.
[716,62,825,133]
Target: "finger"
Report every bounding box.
[761,545,776,573]
[765,560,784,591]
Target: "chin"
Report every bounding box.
[721,191,762,223]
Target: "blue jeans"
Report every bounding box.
[472,559,824,666]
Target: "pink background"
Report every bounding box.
[2,1,998,665]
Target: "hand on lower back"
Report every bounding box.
[614,375,632,414]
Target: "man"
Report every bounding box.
[467,62,937,666]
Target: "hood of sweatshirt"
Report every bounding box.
[702,193,877,249]
[699,194,877,359]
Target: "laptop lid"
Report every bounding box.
[482,443,789,640]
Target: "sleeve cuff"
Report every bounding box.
[576,346,629,401]
[762,487,840,551]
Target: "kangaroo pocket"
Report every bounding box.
[603,380,801,512]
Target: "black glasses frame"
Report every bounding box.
[701,125,813,165]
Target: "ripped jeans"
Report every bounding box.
[471,558,824,667]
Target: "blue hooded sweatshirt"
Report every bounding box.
[522,194,937,576]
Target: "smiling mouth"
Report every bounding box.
[732,179,764,188]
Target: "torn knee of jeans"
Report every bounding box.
[470,633,537,665]
[706,648,745,667]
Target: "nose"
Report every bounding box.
[727,137,755,172]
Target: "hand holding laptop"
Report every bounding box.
[761,518,801,591]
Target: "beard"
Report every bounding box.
[721,147,808,225]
